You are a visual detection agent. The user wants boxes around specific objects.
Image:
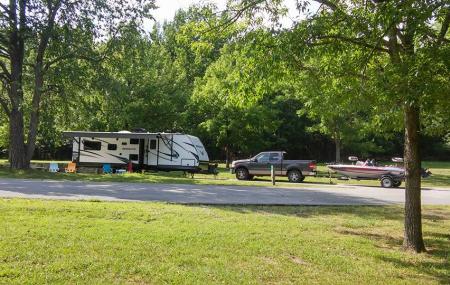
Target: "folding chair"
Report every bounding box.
[49,163,59,173]
[65,162,77,173]
[103,164,112,174]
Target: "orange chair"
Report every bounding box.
[65,162,77,173]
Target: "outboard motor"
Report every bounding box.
[421,168,432,178]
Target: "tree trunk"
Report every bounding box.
[26,64,44,161]
[335,135,341,163]
[225,145,230,169]
[403,104,426,252]
[9,108,28,169]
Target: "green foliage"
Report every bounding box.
[1,1,447,162]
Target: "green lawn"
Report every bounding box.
[0,199,449,284]
[0,160,449,188]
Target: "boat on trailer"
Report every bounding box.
[328,157,430,188]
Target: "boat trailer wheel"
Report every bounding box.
[380,176,395,188]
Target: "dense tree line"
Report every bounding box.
[1,3,448,163]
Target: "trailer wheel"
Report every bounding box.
[393,180,402,188]
[235,167,250,180]
[380,176,394,188]
[288,169,303,183]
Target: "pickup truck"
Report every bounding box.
[230,151,317,182]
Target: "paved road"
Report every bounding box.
[1,178,449,205]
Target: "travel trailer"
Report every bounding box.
[63,131,214,173]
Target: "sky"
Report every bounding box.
[150,0,308,27]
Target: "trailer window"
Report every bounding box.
[150,139,157,149]
[129,154,138,161]
[108,144,117,150]
[130,138,139,145]
[83,140,101,151]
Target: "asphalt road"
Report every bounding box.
[0,178,449,205]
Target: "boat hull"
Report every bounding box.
[328,165,404,179]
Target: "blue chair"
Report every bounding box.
[49,163,59,173]
[103,164,112,174]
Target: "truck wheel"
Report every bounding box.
[288,169,303,183]
[380,176,393,188]
[235,167,250,180]
[393,180,402,188]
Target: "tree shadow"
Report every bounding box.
[189,204,450,282]
[379,244,450,284]
[186,204,407,221]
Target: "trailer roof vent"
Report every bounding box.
[131,128,147,133]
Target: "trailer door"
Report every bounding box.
[147,137,158,166]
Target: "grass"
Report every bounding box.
[0,199,449,284]
[0,160,449,188]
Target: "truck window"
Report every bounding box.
[269,153,281,161]
[256,153,270,163]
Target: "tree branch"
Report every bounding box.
[212,0,265,31]
[315,35,389,52]
[0,61,10,79]
[0,3,9,14]
[0,87,10,115]
[437,9,450,45]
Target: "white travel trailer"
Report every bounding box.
[63,131,214,173]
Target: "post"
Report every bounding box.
[271,164,275,185]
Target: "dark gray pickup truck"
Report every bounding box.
[230,151,317,182]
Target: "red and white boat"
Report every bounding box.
[328,157,405,188]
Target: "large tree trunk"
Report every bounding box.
[9,108,28,169]
[225,145,230,169]
[334,134,341,163]
[403,104,426,252]
[26,64,44,162]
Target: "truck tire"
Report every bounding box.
[380,176,394,188]
[235,167,250,180]
[288,169,303,183]
[393,180,402,188]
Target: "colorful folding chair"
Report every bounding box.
[65,162,77,173]
[49,163,59,173]
[103,164,112,174]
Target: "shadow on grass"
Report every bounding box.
[424,174,450,187]
[201,205,449,283]
[188,204,407,221]
[379,236,450,284]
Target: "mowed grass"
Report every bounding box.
[0,199,449,284]
[0,160,449,188]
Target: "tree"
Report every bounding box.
[188,40,281,166]
[227,0,449,252]
[0,0,155,169]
